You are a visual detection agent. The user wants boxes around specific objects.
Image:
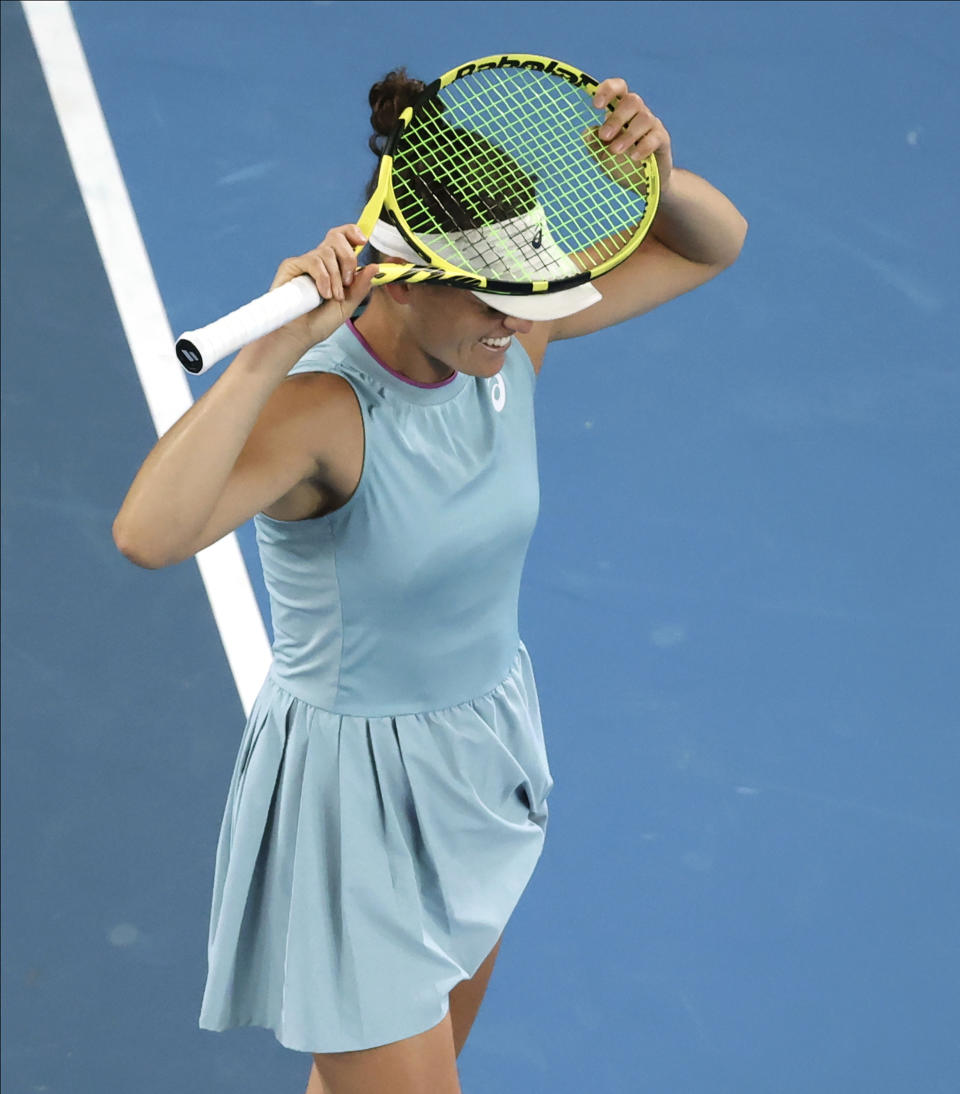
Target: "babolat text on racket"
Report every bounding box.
[175,53,660,374]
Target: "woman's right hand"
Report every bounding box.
[113,226,377,569]
[268,224,380,348]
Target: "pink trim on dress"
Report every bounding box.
[346,320,457,389]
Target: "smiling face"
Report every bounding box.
[356,278,535,385]
[404,284,535,379]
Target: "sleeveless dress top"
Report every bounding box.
[199,320,555,1052]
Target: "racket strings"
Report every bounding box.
[435,80,619,274]
[456,67,650,256]
[393,124,545,280]
[390,64,653,281]
[394,125,537,232]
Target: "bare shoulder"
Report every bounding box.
[275,369,361,412]
[254,369,364,521]
[271,368,363,468]
[261,369,362,442]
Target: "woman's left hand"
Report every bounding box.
[591,78,673,194]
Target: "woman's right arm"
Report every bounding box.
[113,228,376,569]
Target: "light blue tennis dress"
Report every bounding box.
[198,320,554,1052]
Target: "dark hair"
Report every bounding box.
[360,68,426,269]
[364,66,537,235]
[365,68,425,200]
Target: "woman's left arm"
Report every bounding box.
[548,78,748,341]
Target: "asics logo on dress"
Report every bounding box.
[490,375,506,412]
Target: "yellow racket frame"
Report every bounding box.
[356,52,660,297]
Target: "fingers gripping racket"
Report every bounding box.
[175,53,659,374]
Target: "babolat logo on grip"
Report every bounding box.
[456,56,592,88]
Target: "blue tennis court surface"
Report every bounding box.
[2,2,958,1091]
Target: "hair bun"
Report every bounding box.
[368,68,426,156]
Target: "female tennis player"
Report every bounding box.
[114,68,746,1094]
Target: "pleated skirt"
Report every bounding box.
[198,642,554,1052]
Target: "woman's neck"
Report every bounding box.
[352,297,455,385]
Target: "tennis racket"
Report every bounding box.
[175,53,659,374]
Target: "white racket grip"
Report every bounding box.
[175,275,322,374]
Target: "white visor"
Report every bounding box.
[368,218,601,322]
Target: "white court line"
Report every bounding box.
[22,0,271,716]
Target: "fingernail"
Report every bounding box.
[600,126,614,139]
[345,271,353,285]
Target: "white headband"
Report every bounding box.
[365,218,601,322]
[368,220,421,263]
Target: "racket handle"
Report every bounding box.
[175,275,323,374]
